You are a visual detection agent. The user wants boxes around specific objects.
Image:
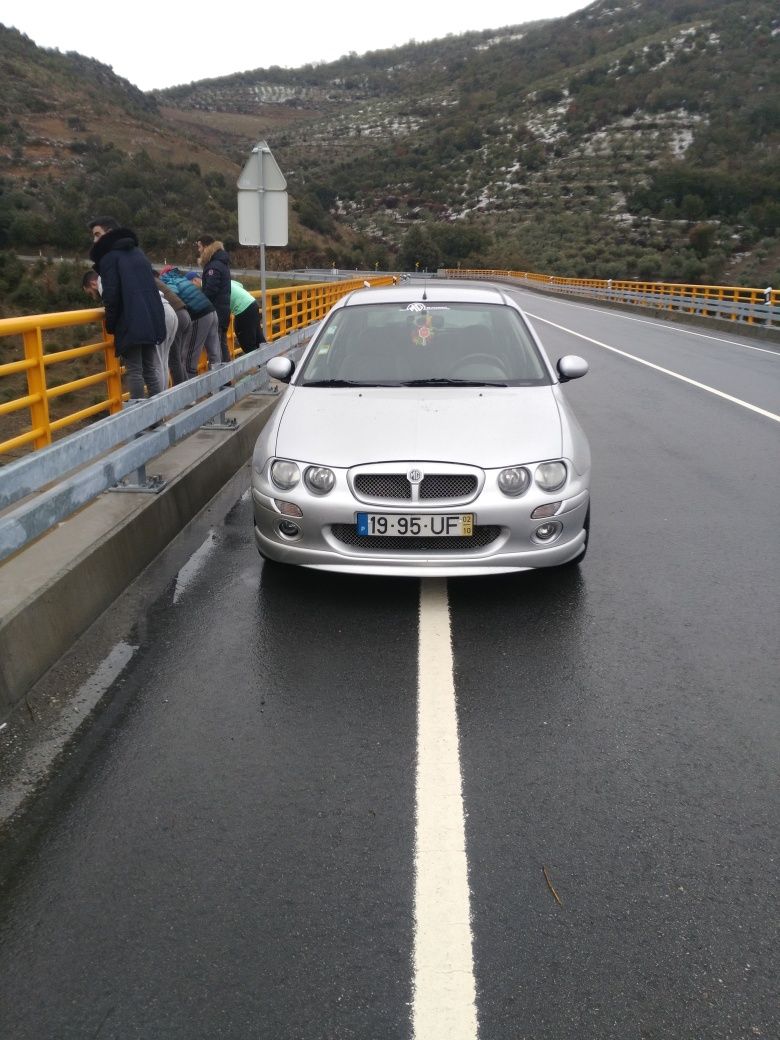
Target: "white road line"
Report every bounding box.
[172,530,217,604]
[414,579,479,1040]
[526,313,780,423]
[512,290,780,355]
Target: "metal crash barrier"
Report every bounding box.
[0,276,393,458]
[0,333,305,563]
[444,269,779,329]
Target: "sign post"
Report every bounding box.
[237,141,288,340]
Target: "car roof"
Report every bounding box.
[338,283,515,308]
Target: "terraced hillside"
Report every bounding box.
[1,0,778,286]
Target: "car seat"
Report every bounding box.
[337,327,406,383]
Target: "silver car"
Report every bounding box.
[252,284,590,576]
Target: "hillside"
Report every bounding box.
[0,24,346,277]
[1,0,779,288]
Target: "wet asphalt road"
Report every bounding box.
[0,289,778,1039]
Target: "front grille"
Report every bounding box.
[353,472,478,502]
[420,474,478,500]
[354,474,411,500]
[331,524,501,552]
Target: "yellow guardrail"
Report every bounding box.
[444,269,779,326]
[0,277,392,457]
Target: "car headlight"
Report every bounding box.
[497,466,531,497]
[270,460,300,490]
[304,466,335,495]
[535,461,567,493]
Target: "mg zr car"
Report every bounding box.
[252,283,590,576]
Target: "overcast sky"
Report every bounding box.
[5,0,590,92]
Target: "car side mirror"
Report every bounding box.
[557,355,588,382]
[267,355,295,383]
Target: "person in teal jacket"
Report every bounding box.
[159,266,221,379]
[159,267,214,320]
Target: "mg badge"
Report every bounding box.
[408,468,424,484]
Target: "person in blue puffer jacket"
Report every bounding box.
[159,266,221,379]
[196,235,232,362]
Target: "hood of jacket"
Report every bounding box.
[89,227,139,264]
[199,241,229,267]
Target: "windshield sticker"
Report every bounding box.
[412,313,436,347]
[404,304,450,312]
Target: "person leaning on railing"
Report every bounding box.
[88,216,167,399]
[230,277,266,352]
[185,270,265,355]
[158,266,222,380]
[153,274,189,385]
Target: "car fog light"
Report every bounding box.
[274,500,303,517]
[531,502,562,519]
[278,520,300,538]
[535,521,563,542]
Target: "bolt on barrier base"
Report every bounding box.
[200,364,239,430]
[201,414,239,431]
[109,464,166,494]
[250,376,279,397]
[106,401,168,492]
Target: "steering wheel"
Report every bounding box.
[451,353,508,377]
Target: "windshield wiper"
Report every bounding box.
[400,378,508,387]
[302,379,368,387]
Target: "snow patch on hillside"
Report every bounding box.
[475,32,525,51]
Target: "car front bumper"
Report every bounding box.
[252,481,589,577]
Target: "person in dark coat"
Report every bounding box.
[196,235,231,362]
[88,217,167,398]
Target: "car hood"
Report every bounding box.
[273,386,563,467]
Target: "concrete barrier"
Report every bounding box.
[0,395,277,722]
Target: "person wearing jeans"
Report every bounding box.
[196,235,231,362]
[88,217,166,399]
[159,267,222,379]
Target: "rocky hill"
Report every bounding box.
[1,0,778,286]
[0,24,338,273]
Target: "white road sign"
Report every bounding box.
[237,141,288,247]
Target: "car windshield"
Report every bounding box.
[297,302,551,387]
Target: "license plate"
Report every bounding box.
[356,513,474,537]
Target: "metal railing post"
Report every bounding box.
[110,401,166,493]
[22,326,51,449]
[200,363,238,431]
